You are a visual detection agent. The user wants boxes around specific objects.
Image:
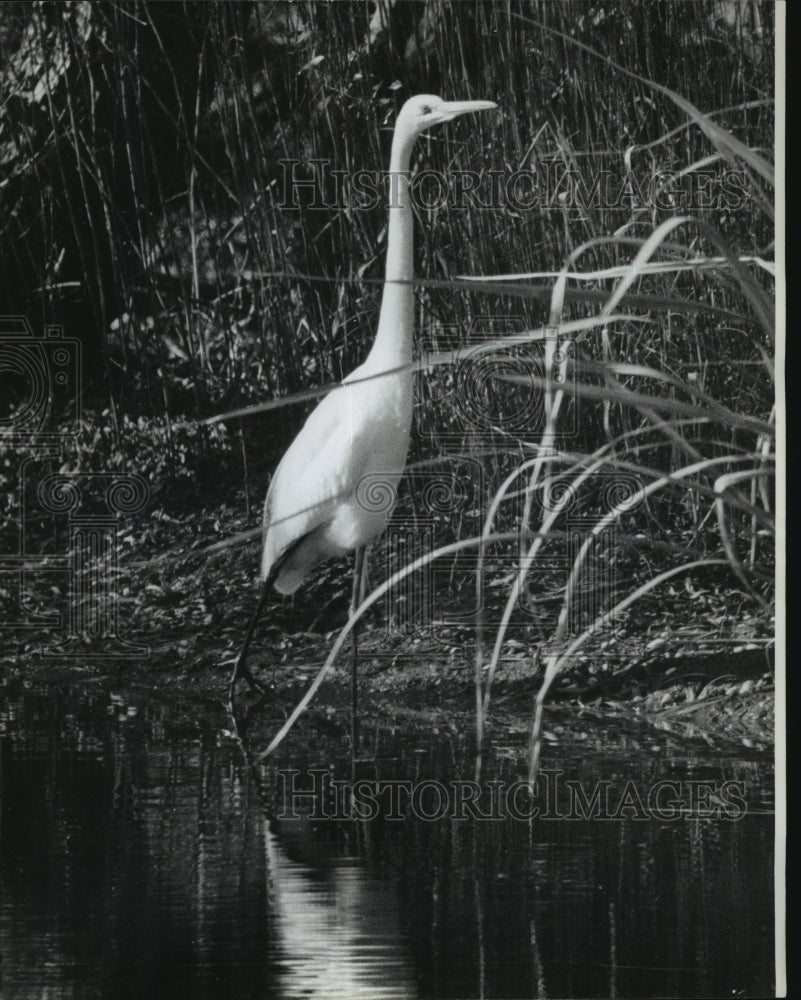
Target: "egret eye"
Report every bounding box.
[421,104,432,115]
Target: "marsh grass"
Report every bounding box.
[0,2,775,761]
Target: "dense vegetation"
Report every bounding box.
[0,1,776,756]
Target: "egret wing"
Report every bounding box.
[261,384,363,576]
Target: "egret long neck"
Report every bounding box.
[367,129,416,373]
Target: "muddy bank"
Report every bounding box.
[2,627,775,755]
[1,502,775,754]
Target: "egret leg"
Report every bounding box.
[350,546,366,752]
[228,580,271,706]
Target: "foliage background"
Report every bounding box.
[0,1,776,685]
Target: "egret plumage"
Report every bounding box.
[229,94,497,706]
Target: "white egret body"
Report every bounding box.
[230,95,496,700]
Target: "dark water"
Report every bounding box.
[0,685,774,999]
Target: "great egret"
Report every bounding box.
[229,94,497,708]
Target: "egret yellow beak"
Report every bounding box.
[437,100,498,120]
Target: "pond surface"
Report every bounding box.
[0,685,774,999]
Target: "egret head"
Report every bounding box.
[397,94,497,138]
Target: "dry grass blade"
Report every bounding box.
[497,373,773,437]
